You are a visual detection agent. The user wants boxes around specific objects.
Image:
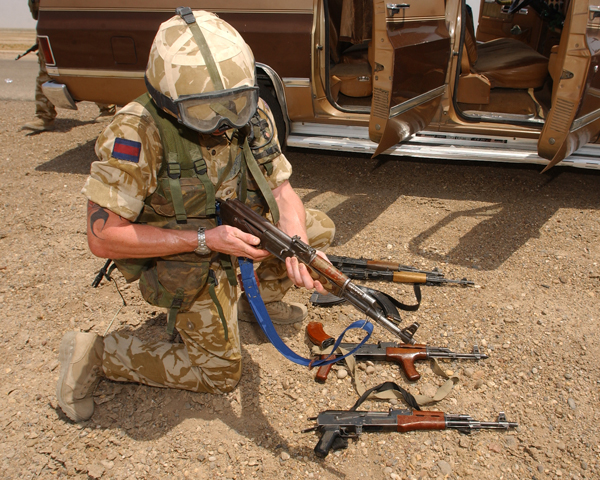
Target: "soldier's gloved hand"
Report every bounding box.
[285,254,329,295]
[205,225,271,261]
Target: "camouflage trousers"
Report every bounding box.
[102,208,335,393]
[35,52,56,121]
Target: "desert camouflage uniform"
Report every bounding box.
[82,99,335,393]
[34,53,57,122]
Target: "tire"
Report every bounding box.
[258,80,287,150]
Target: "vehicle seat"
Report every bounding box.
[463,7,549,89]
[331,45,372,98]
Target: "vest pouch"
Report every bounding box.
[113,258,153,283]
[139,259,210,312]
[148,177,210,219]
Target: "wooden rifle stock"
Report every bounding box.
[397,410,446,432]
[306,322,336,382]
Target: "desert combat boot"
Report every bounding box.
[56,332,104,422]
[238,294,308,325]
[21,117,55,132]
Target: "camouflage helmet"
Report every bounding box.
[145,8,259,133]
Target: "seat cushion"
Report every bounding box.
[331,62,372,97]
[473,38,549,89]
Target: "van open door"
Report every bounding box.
[539,0,600,171]
[368,0,453,156]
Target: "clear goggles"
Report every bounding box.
[146,77,259,134]
[176,85,259,133]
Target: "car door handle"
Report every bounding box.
[387,3,410,16]
[590,6,600,19]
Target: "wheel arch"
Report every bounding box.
[256,62,290,142]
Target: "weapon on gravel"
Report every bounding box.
[218,198,419,344]
[326,254,474,286]
[305,408,518,457]
[302,381,517,458]
[307,322,487,382]
[15,44,38,61]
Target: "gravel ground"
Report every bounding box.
[0,100,599,480]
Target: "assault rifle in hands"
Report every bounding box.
[219,199,418,343]
[307,322,487,382]
[327,254,474,286]
[303,381,517,457]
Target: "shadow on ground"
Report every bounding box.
[286,148,600,271]
[35,138,96,175]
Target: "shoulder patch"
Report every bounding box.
[112,138,141,163]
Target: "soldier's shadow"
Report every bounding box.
[35,138,96,175]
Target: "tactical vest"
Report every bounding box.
[113,93,281,335]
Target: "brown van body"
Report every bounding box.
[36,0,600,169]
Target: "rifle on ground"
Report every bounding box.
[219,199,418,344]
[15,43,38,61]
[303,381,517,457]
[305,408,517,457]
[327,254,474,286]
[307,322,487,382]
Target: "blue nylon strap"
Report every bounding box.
[238,257,373,367]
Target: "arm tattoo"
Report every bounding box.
[88,201,109,239]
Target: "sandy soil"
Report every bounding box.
[0,100,599,480]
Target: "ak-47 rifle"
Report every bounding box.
[305,408,518,457]
[219,199,418,344]
[303,381,518,457]
[307,322,487,382]
[326,254,474,286]
[15,44,38,61]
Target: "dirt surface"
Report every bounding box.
[1,99,599,480]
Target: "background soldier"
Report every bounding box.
[22,0,115,132]
[56,9,335,422]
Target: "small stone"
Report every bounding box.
[100,460,114,470]
[581,460,588,470]
[556,442,566,452]
[564,373,573,380]
[559,276,567,284]
[366,366,375,374]
[567,398,576,410]
[208,456,216,462]
[280,451,290,461]
[420,384,437,398]
[281,378,290,390]
[459,437,470,449]
[505,437,517,449]
[384,467,393,475]
[474,379,484,389]
[217,446,225,454]
[387,244,393,250]
[532,368,538,374]
[437,460,452,476]
[537,465,544,473]
[337,369,348,379]
[464,367,474,378]
[481,339,487,347]
[556,469,562,476]
[488,443,502,453]
[87,463,105,479]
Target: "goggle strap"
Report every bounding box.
[145,76,179,118]
[178,11,225,91]
[210,102,240,123]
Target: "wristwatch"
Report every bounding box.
[194,227,211,255]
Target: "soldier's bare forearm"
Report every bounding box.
[86,201,197,259]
